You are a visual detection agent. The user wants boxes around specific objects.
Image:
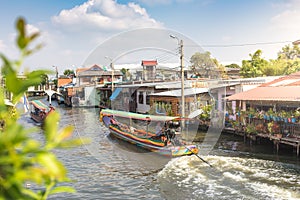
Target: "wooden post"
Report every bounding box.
[274,140,279,154]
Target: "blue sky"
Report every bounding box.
[1,0,300,73]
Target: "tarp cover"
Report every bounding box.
[109,88,122,100]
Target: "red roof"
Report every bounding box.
[141,60,157,66]
[58,78,72,87]
[227,71,300,101]
[76,67,88,74]
[261,71,300,87]
[76,64,104,74]
[227,86,300,101]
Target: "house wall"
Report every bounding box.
[85,86,100,107]
[150,94,210,117]
[136,89,153,113]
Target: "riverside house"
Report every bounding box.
[226,72,300,156]
[71,64,122,107]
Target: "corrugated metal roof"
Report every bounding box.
[150,88,208,97]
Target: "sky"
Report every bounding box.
[1,0,300,74]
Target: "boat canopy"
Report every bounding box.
[30,100,50,112]
[101,109,178,122]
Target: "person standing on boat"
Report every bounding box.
[155,122,163,136]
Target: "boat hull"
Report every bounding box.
[29,100,55,124]
[30,112,45,123]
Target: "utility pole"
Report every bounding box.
[105,56,114,92]
[111,61,114,92]
[179,39,185,118]
[170,35,185,118]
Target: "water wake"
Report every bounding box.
[158,155,300,200]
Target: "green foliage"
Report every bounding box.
[0,17,88,199]
[120,68,130,81]
[199,104,211,121]
[240,50,267,78]
[277,44,300,60]
[262,59,285,76]
[189,52,220,78]
[245,124,257,135]
[225,63,240,68]
[63,69,75,77]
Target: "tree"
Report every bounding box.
[277,44,300,60]
[0,17,86,199]
[276,44,300,75]
[262,59,285,76]
[225,63,240,68]
[41,73,49,89]
[120,68,131,81]
[190,51,221,78]
[282,60,300,75]
[63,69,75,77]
[240,50,268,78]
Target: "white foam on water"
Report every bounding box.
[223,171,247,182]
[158,155,300,199]
[248,181,300,200]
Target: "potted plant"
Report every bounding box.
[267,121,281,137]
[245,123,257,135]
[248,107,256,119]
[279,110,288,123]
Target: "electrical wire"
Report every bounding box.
[186,40,293,48]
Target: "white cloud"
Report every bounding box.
[26,24,40,35]
[51,0,163,32]
[135,0,210,6]
[269,0,300,40]
[135,0,172,6]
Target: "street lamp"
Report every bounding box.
[170,34,185,117]
[105,56,115,92]
[52,66,58,79]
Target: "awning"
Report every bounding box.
[110,88,122,100]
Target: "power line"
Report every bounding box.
[186,40,293,48]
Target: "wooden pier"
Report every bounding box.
[223,127,300,156]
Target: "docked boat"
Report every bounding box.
[29,100,55,123]
[100,109,199,157]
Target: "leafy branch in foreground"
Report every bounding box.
[0,17,88,200]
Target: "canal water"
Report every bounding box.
[20,102,300,200]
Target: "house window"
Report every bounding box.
[97,78,103,83]
[146,92,151,105]
[138,91,144,104]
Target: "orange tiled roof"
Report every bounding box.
[57,78,72,87]
[76,67,88,74]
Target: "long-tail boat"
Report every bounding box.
[100,109,199,157]
[29,100,55,124]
